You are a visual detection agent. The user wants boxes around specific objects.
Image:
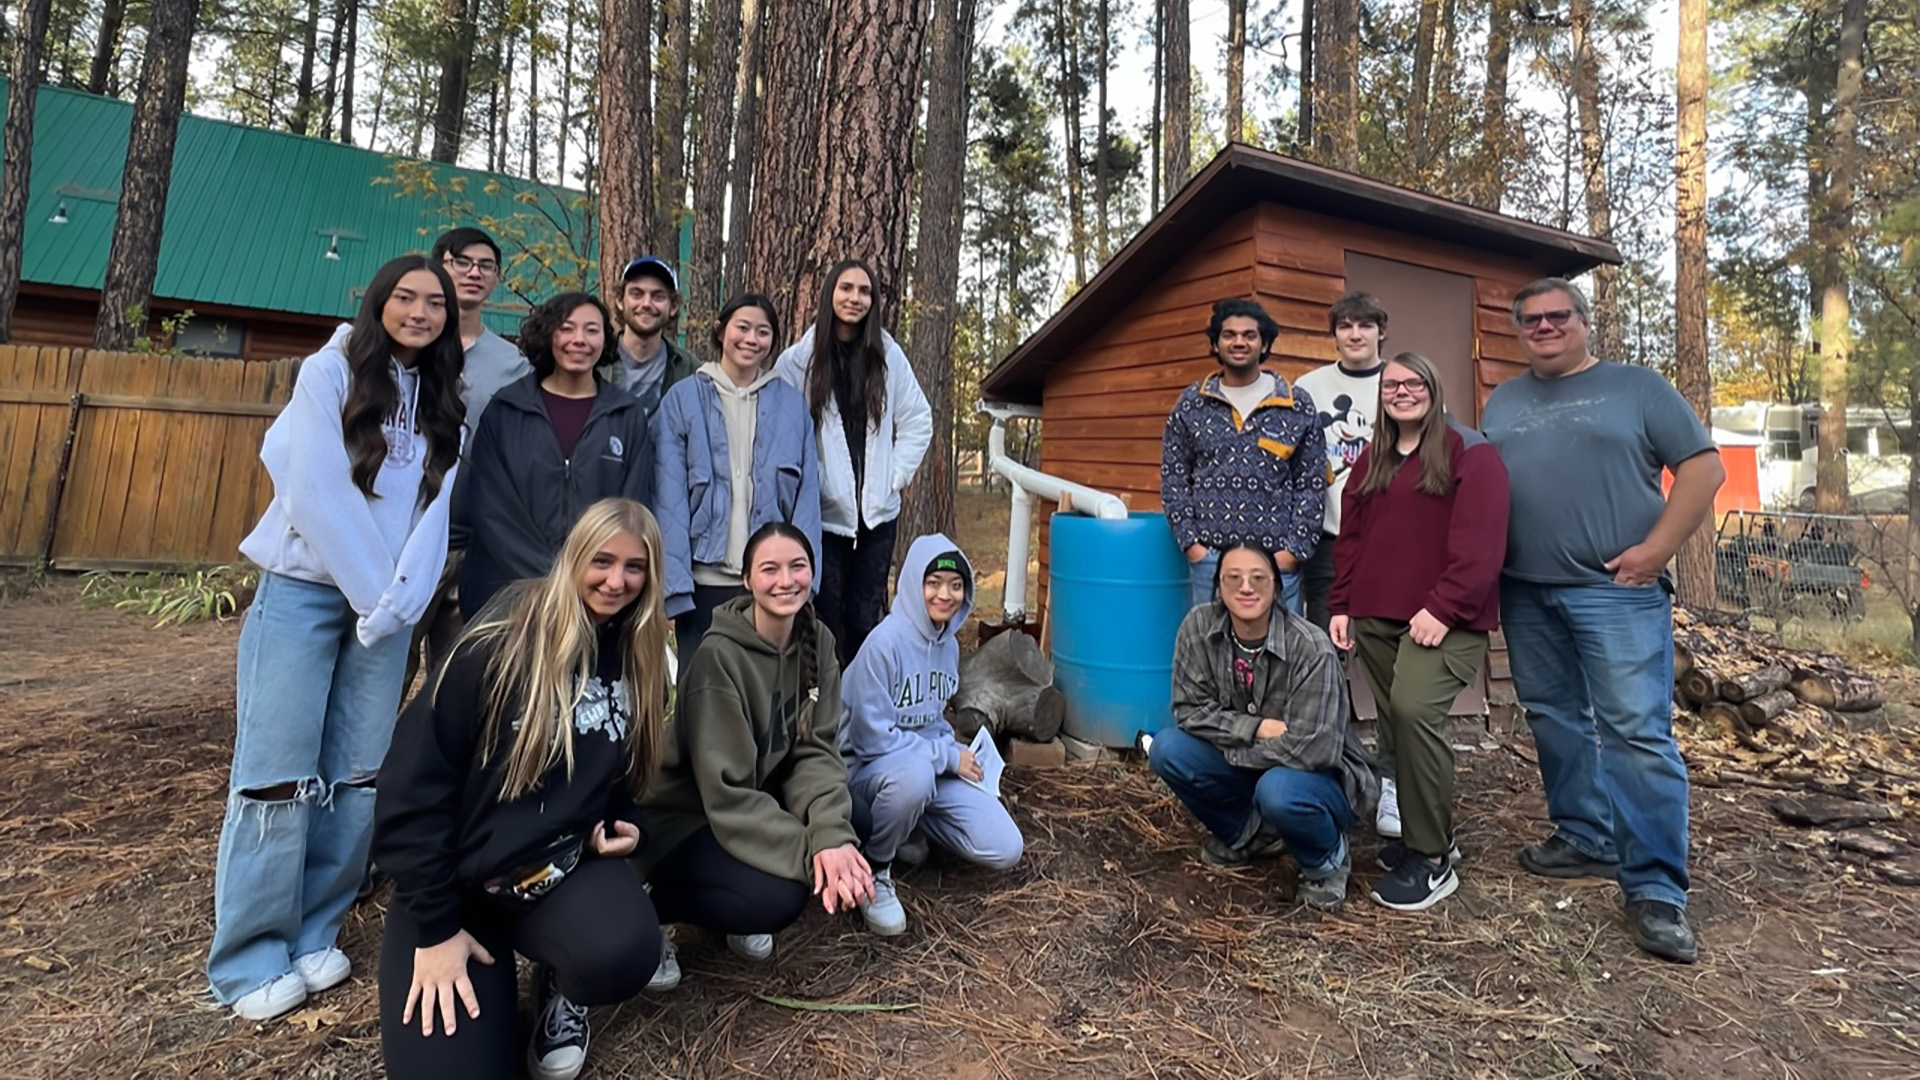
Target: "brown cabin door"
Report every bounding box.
[1342,252,1478,424]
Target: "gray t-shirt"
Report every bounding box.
[1481,361,1715,585]
[462,329,531,432]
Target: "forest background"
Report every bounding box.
[0,0,1913,565]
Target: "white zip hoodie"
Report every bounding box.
[239,326,459,646]
[772,328,933,537]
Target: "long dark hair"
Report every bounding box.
[709,293,783,366]
[342,255,465,502]
[743,521,823,737]
[805,258,887,426]
[522,292,618,379]
[1354,352,1454,499]
[1210,540,1284,613]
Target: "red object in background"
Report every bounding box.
[1664,443,1760,518]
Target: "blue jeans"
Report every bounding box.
[1147,727,1354,875]
[1188,548,1303,614]
[207,572,412,1003]
[1500,578,1690,907]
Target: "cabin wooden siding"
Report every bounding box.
[11,285,345,362]
[1030,200,1552,621]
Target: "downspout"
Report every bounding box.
[981,402,1129,620]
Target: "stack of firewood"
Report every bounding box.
[1671,607,1884,748]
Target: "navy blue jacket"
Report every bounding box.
[1160,370,1330,561]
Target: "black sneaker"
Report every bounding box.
[1200,821,1288,866]
[528,966,590,1080]
[1625,900,1699,964]
[1370,855,1460,911]
[1517,836,1620,880]
[1377,838,1462,872]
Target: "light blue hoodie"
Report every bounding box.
[839,534,974,773]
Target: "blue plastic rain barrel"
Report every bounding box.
[1049,511,1190,747]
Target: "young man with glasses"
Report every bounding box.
[1481,277,1724,964]
[431,228,530,430]
[604,255,698,420]
[1161,299,1329,615]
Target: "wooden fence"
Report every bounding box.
[0,345,298,571]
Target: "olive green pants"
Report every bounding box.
[1351,618,1488,858]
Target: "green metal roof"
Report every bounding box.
[3,78,597,335]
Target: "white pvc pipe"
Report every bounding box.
[981,403,1129,619]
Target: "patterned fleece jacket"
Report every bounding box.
[1159,370,1330,561]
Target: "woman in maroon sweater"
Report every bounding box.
[1328,352,1509,913]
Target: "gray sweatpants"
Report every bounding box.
[848,746,1025,871]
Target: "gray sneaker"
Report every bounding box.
[1299,846,1352,911]
[726,933,774,961]
[1200,820,1288,867]
[645,932,680,992]
[860,865,908,935]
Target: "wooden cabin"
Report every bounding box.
[979,142,1624,725]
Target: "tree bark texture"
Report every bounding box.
[1054,0,1087,286]
[87,0,125,95]
[724,0,764,297]
[1815,0,1866,514]
[656,0,692,259]
[1095,0,1110,261]
[1472,0,1511,209]
[1409,0,1439,173]
[1162,0,1190,187]
[898,0,976,547]
[1570,0,1620,361]
[598,0,657,300]
[1295,0,1313,150]
[1673,0,1714,608]
[430,0,479,162]
[320,0,346,139]
[688,0,742,342]
[1311,0,1357,169]
[290,0,321,134]
[0,0,54,344]
[339,0,357,143]
[1224,0,1244,142]
[795,0,927,333]
[747,0,827,327]
[92,0,201,351]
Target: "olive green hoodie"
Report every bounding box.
[638,595,857,882]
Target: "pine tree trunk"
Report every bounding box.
[1095,0,1110,261]
[898,0,976,547]
[1816,0,1866,515]
[1296,0,1314,150]
[724,0,763,296]
[431,0,479,162]
[0,0,55,344]
[559,0,577,181]
[1224,0,1244,142]
[599,0,657,298]
[800,0,927,325]
[339,0,357,143]
[291,0,322,134]
[320,0,346,139]
[1570,0,1619,360]
[1149,0,1162,202]
[657,0,692,258]
[1472,0,1510,209]
[689,0,742,340]
[1409,0,1439,173]
[1163,0,1189,186]
[525,22,540,179]
[1673,0,1714,608]
[92,0,201,351]
[748,0,827,327]
[1055,0,1087,285]
[87,0,125,95]
[1313,0,1356,169]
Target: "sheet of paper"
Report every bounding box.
[964,726,1006,799]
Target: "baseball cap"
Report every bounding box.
[621,255,678,291]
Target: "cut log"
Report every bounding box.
[1790,667,1884,712]
[1678,668,1719,706]
[1737,689,1797,730]
[1673,641,1695,683]
[1701,700,1749,739]
[951,628,1064,742]
[1769,794,1894,830]
[1719,664,1790,704]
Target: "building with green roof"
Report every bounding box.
[1,77,598,359]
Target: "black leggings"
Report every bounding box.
[379,858,661,1080]
[648,826,810,935]
[817,517,899,666]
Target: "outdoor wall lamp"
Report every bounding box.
[50,200,69,224]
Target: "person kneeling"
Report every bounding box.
[1149,541,1378,911]
[636,523,873,985]
[373,498,671,1080]
[841,538,1024,935]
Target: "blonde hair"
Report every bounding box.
[1354,352,1455,499]
[438,498,671,802]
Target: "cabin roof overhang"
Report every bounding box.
[980,143,1626,405]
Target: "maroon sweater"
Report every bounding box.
[1329,424,1510,631]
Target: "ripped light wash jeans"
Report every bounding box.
[206,572,410,1003]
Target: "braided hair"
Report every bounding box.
[743,521,821,737]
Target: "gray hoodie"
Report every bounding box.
[838,534,973,772]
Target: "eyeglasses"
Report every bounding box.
[445,254,500,276]
[1221,573,1274,590]
[1517,308,1577,329]
[1381,378,1429,397]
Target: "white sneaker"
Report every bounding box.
[646,933,681,992]
[1376,777,1402,839]
[231,971,308,1021]
[528,967,590,1080]
[725,933,774,961]
[292,947,351,994]
[860,866,908,936]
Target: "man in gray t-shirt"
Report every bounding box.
[1482,278,1723,967]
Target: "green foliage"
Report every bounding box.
[376,159,596,307]
[80,566,258,628]
[130,308,199,357]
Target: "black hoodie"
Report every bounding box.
[458,373,654,618]
[374,615,646,945]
